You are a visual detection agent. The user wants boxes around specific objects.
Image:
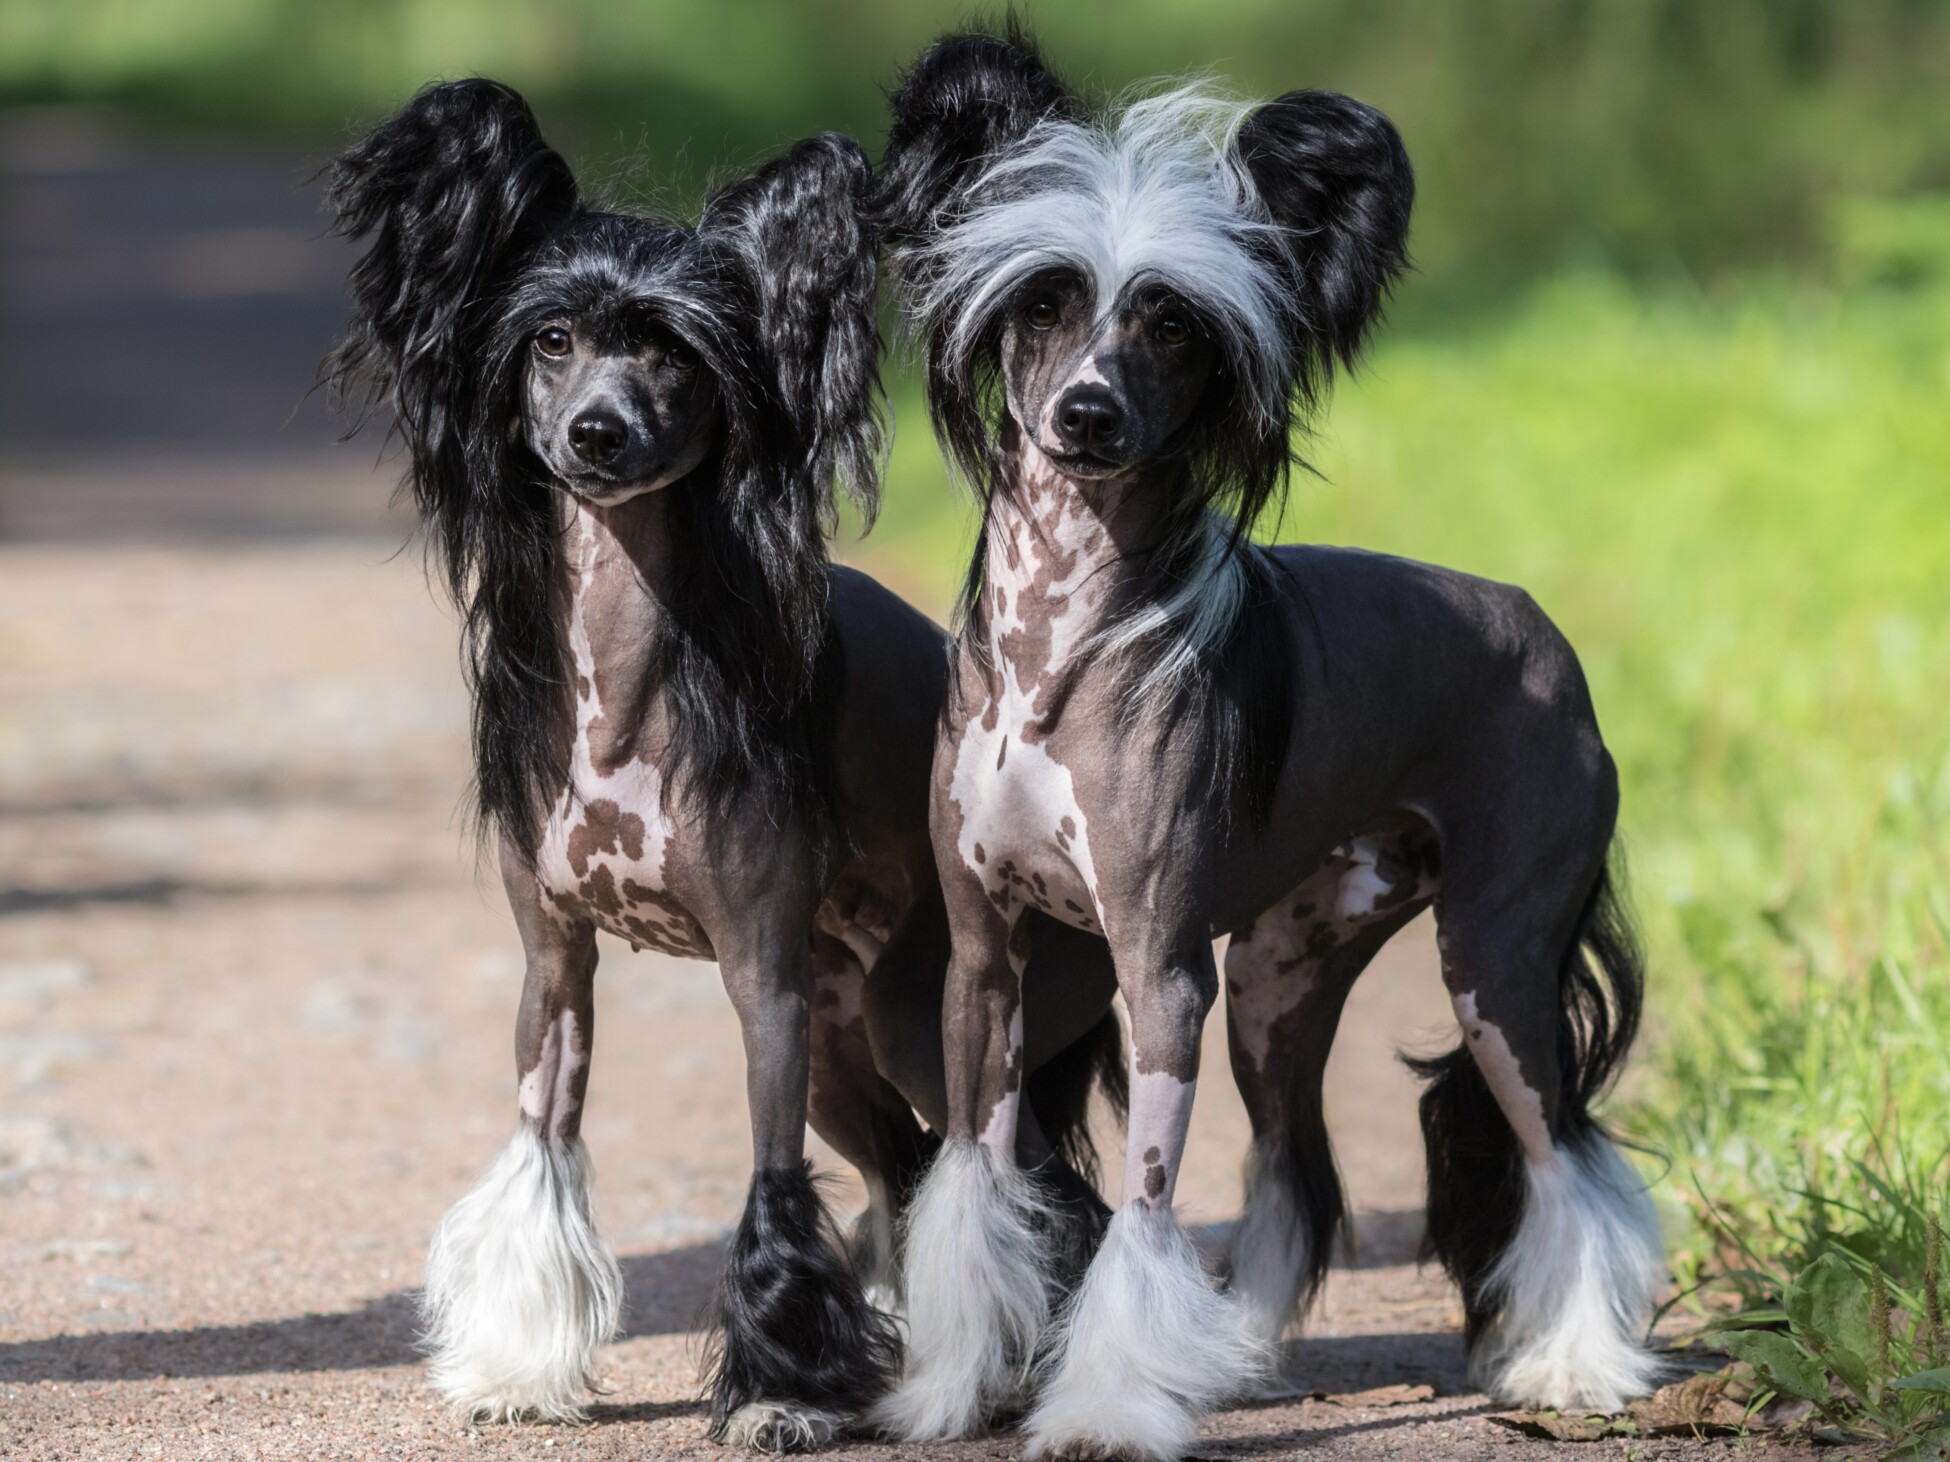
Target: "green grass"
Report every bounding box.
[845,201,1950,1296]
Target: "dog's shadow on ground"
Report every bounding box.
[0,1214,1454,1400]
[0,1242,726,1385]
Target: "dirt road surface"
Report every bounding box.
[0,521,1819,1462]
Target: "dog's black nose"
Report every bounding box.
[1054,386,1125,453]
[567,409,628,467]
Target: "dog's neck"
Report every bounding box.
[978,429,1187,713]
[559,486,679,776]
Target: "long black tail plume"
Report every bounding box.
[1410,854,1645,1340]
[704,1163,901,1437]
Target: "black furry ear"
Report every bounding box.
[1232,91,1414,389]
[874,23,1079,249]
[320,80,581,865]
[700,132,883,526]
[322,78,580,472]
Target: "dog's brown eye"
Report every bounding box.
[666,339,697,370]
[535,328,572,358]
[1026,300,1060,330]
[1156,316,1189,346]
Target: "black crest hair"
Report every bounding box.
[323,82,883,860]
[873,18,1082,252]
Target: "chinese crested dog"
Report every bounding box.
[872,29,1663,1460]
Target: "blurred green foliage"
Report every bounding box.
[5,0,1950,306]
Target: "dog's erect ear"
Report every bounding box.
[700,132,884,525]
[1232,90,1414,387]
[322,79,579,453]
[874,24,1079,248]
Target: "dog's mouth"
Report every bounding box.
[1041,447,1129,480]
[558,471,672,505]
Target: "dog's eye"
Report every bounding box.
[665,339,698,371]
[534,328,572,358]
[1025,300,1060,331]
[1156,316,1190,346]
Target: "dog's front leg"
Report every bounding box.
[873,880,1054,1442]
[422,855,621,1424]
[708,915,900,1452]
[1027,921,1270,1462]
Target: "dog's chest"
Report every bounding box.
[533,524,713,959]
[945,470,1115,938]
[536,757,712,959]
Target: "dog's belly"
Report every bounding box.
[946,709,1103,936]
[536,763,714,959]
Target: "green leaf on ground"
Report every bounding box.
[1894,1370,1950,1396]
[1786,1253,1879,1399]
[1723,1331,1832,1404]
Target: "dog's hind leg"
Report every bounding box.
[1418,838,1662,1414]
[807,931,938,1314]
[707,920,901,1452]
[1026,919,1269,1462]
[1223,864,1427,1372]
[421,859,621,1424]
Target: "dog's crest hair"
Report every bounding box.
[322,81,883,860]
[878,28,1413,821]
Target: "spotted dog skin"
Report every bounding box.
[881,28,1656,1443]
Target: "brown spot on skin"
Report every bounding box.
[996,737,1008,770]
[1065,899,1084,913]
[582,865,623,917]
[564,799,646,878]
[974,843,987,864]
[1059,816,1076,839]
[980,700,1000,733]
[1143,1163,1166,1201]
[1142,1146,1161,1164]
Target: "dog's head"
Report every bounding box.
[879,30,1413,522]
[324,78,880,529]
[322,80,882,850]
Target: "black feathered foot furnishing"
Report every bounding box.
[706,1163,903,1451]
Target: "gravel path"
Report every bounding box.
[0,536,1814,1460]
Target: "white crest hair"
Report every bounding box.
[914,81,1298,432]
[917,83,1299,707]
[1089,510,1251,703]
